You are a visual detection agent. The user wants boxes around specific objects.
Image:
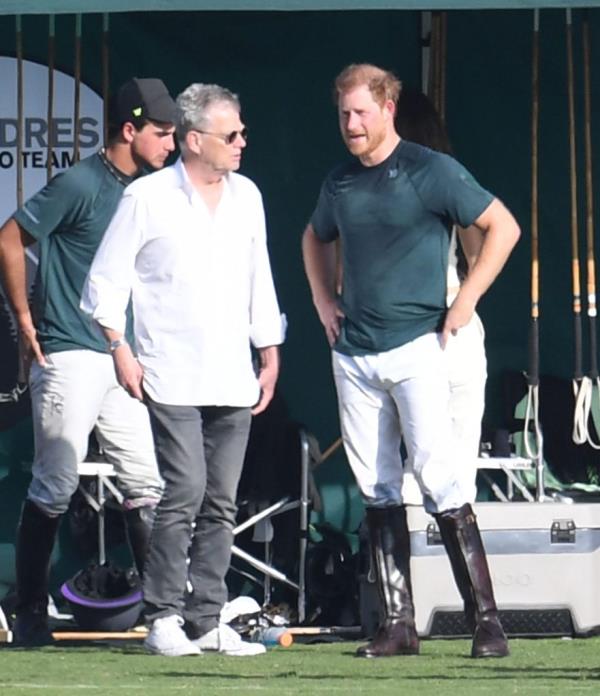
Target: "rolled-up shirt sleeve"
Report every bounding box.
[248,194,286,348]
[81,190,145,335]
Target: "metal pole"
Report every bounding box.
[298,428,311,624]
[97,474,106,566]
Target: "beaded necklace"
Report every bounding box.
[98,148,133,187]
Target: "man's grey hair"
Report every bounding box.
[175,83,240,147]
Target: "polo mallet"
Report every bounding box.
[565,9,586,444]
[572,13,600,448]
[523,8,545,499]
[428,12,441,109]
[15,15,24,209]
[17,17,37,273]
[320,436,342,462]
[430,11,446,118]
[101,13,110,146]
[14,15,28,387]
[438,11,447,125]
[46,15,55,182]
[72,14,82,163]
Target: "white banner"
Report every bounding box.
[0,56,103,228]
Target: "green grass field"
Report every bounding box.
[1,637,599,695]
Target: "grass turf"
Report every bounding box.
[1,637,599,695]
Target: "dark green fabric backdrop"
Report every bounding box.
[1,9,600,547]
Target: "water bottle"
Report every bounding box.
[251,626,293,647]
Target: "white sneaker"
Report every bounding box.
[193,623,266,656]
[144,615,202,657]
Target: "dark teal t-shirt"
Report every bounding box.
[310,140,494,356]
[13,152,135,355]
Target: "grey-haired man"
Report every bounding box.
[83,83,285,657]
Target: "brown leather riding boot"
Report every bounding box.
[435,503,509,658]
[356,506,419,658]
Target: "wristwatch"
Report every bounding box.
[108,337,128,352]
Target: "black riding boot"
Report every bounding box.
[123,505,156,578]
[356,506,419,658]
[435,503,509,658]
[13,499,61,646]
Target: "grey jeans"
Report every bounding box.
[143,399,251,635]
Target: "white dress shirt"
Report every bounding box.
[82,158,285,406]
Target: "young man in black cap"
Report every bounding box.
[0,77,177,647]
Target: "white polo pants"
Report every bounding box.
[332,332,466,514]
[402,313,487,505]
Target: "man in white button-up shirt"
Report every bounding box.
[82,83,285,657]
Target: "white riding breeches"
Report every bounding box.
[28,349,162,515]
[332,332,466,514]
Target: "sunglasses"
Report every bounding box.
[194,127,248,145]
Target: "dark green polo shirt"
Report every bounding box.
[310,140,494,356]
[14,152,135,355]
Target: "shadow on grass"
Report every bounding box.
[157,665,600,683]
[162,671,412,680]
[456,664,600,680]
[154,671,600,685]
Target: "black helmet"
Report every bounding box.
[61,562,142,632]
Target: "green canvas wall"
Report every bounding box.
[445,10,600,416]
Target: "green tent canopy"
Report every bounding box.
[2,0,600,15]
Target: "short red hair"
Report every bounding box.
[334,64,402,107]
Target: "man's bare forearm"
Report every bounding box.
[459,198,521,305]
[302,223,337,308]
[0,218,35,330]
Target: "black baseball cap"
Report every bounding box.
[109,77,176,127]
